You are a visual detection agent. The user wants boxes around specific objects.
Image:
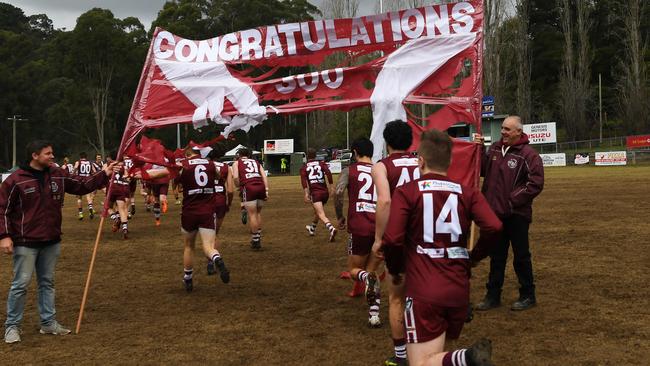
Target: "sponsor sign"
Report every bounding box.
[482,96,494,118]
[574,153,590,165]
[523,122,557,144]
[327,160,342,174]
[626,134,650,148]
[595,151,627,166]
[540,153,566,167]
[264,139,294,154]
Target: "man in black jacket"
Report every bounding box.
[0,140,117,344]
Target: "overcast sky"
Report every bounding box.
[6,0,380,31]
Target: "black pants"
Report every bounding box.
[485,214,535,299]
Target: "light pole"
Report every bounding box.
[346,112,350,149]
[6,115,28,168]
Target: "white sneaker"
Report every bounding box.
[4,326,21,343]
[39,321,71,335]
[305,224,315,236]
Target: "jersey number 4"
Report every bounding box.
[423,193,461,243]
[397,167,420,187]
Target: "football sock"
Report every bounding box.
[183,268,193,280]
[251,232,261,242]
[325,222,333,231]
[356,270,369,282]
[88,203,94,211]
[78,207,83,213]
[153,203,161,218]
[369,298,380,317]
[121,222,128,231]
[211,253,221,263]
[393,338,407,360]
[442,349,468,366]
[310,221,317,228]
[110,213,118,222]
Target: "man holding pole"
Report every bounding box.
[1,140,117,344]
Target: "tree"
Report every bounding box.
[617,0,649,134]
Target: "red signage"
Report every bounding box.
[626,135,650,148]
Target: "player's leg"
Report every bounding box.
[245,201,261,250]
[116,200,129,239]
[76,195,83,220]
[305,209,318,236]
[160,183,169,213]
[508,215,535,310]
[477,222,512,311]
[86,192,95,219]
[405,300,493,366]
[313,201,336,242]
[207,211,225,275]
[182,229,197,292]
[151,185,161,226]
[386,274,408,366]
[349,235,381,327]
[198,225,229,284]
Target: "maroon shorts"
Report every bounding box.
[108,184,130,203]
[242,183,266,202]
[151,183,169,196]
[129,180,137,194]
[310,191,329,205]
[347,234,373,256]
[404,297,466,343]
[181,211,216,232]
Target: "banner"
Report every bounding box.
[523,122,557,144]
[595,151,627,166]
[540,153,566,167]
[118,1,484,164]
[626,134,650,148]
[264,139,294,154]
[574,153,590,165]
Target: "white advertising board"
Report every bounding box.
[540,153,566,167]
[574,153,590,165]
[523,122,557,144]
[264,139,294,154]
[327,160,342,174]
[595,151,627,166]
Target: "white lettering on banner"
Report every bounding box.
[301,21,326,51]
[425,5,450,36]
[152,2,478,63]
[540,153,566,167]
[523,123,557,144]
[275,68,344,94]
[154,31,175,59]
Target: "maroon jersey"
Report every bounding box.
[380,152,420,195]
[383,173,502,307]
[300,160,333,194]
[179,158,217,215]
[347,162,376,236]
[112,166,129,185]
[236,158,264,188]
[213,161,229,205]
[76,159,94,177]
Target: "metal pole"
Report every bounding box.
[176,123,181,149]
[599,73,603,143]
[346,112,350,149]
[12,119,16,167]
[305,114,309,151]
[380,0,383,13]
[6,115,27,167]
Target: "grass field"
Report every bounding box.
[0,166,649,365]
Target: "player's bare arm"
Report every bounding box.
[232,163,240,187]
[334,167,349,229]
[226,166,235,207]
[260,165,269,199]
[371,161,390,258]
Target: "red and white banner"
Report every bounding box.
[626,134,650,148]
[119,1,483,183]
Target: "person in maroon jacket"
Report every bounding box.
[381,130,502,366]
[300,148,337,242]
[0,140,117,344]
[474,115,544,312]
[334,137,382,327]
